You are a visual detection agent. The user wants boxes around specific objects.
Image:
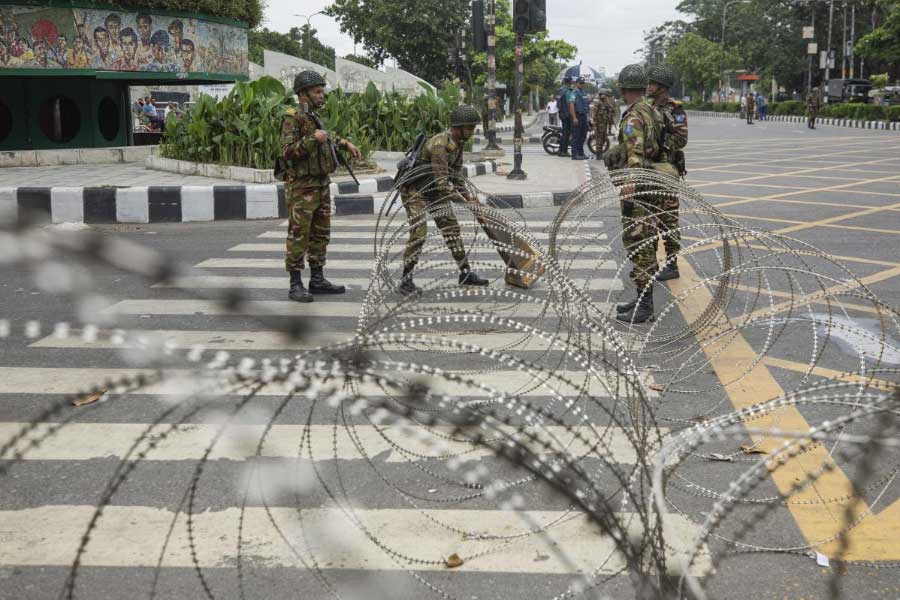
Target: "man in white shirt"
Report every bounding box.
[546,98,559,125]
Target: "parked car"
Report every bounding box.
[826,79,872,104]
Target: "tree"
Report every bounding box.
[669,32,740,98]
[325,0,470,83]
[640,20,690,64]
[856,5,900,79]
[248,27,336,70]
[289,25,337,70]
[342,54,378,69]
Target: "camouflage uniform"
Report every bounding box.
[279,105,344,272]
[617,98,673,291]
[655,97,688,259]
[400,131,470,271]
[592,95,615,155]
[806,90,820,129]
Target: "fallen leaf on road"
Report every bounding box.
[445,553,464,568]
[649,384,665,392]
[73,390,106,407]
[740,445,767,455]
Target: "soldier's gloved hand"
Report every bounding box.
[342,140,362,160]
[314,130,328,143]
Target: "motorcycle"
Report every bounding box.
[541,124,610,157]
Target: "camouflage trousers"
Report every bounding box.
[621,197,659,290]
[401,187,468,271]
[285,182,331,272]
[655,188,681,258]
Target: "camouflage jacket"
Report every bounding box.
[657,98,688,152]
[279,105,345,188]
[592,97,615,127]
[617,98,665,168]
[806,93,820,110]
[411,131,466,198]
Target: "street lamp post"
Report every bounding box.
[720,0,750,99]
[294,11,325,62]
[484,0,502,153]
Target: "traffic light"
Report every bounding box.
[512,0,547,34]
[472,0,487,52]
[512,0,530,34]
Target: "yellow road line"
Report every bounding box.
[673,258,900,560]
[762,356,896,392]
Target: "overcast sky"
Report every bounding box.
[266,0,684,75]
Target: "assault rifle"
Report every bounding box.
[308,110,360,187]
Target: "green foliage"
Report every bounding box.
[669,32,739,97]
[325,0,470,83]
[856,7,900,67]
[343,54,377,69]
[871,73,890,89]
[105,0,263,27]
[249,27,336,70]
[160,77,466,168]
[820,103,888,121]
[888,106,900,122]
[771,101,806,116]
[160,76,294,169]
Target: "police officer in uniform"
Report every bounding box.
[557,76,573,157]
[398,105,490,295]
[280,70,361,302]
[607,64,677,324]
[567,76,590,159]
[647,63,688,281]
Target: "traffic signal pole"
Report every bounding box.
[507,31,526,180]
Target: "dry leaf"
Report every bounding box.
[445,553,464,568]
[73,390,105,407]
[740,445,767,455]
[649,383,665,392]
[708,453,734,462]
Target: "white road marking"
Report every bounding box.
[194,258,619,270]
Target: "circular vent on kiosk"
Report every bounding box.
[38,95,81,143]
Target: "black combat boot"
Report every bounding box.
[308,266,346,294]
[616,296,638,314]
[656,258,680,281]
[288,271,313,303]
[398,265,419,296]
[616,288,654,324]
[459,265,489,286]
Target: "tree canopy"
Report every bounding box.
[325,0,470,83]
[111,0,264,27]
[249,26,336,70]
[668,32,740,97]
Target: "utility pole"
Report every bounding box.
[720,0,750,96]
[824,0,835,83]
[841,2,847,78]
[507,31,526,180]
[849,3,855,78]
[808,6,815,96]
[484,0,502,153]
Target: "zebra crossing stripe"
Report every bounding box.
[193,258,619,270]
[257,230,610,241]
[0,422,662,464]
[227,243,613,254]
[0,505,711,574]
[0,367,628,398]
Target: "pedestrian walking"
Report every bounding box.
[279,70,362,303]
[604,63,675,324]
[546,97,559,126]
[745,92,755,125]
[396,105,491,295]
[567,76,590,160]
[557,76,573,157]
[806,88,820,129]
[646,63,688,282]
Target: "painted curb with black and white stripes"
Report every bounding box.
[686,110,900,131]
[0,161,499,225]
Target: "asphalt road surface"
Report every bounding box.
[1,118,899,599]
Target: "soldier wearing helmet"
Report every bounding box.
[647,63,687,282]
[607,63,671,324]
[396,105,490,295]
[591,88,616,156]
[279,70,361,303]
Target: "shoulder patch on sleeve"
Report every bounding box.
[675,114,686,123]
[672,100,683,107]
[624,124,634,135]
[285,107,296,115]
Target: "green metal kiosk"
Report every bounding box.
[0,1,248,151]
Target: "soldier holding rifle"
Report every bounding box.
[279,70,362,303]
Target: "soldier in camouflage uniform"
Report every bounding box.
[591,89,615,156]
[279,71,361,302]
[806,88,820,129]
[397,105,490,295]
[647,63,688,282]
[607,63,675,324]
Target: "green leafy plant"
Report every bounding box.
[161,77,466,168]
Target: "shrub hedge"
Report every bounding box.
[100,0,263,26]
[683,99,900,122]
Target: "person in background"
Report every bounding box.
[756,92,767,121]
[546,97,559,126]
[566,76,590,160]
[745,92,755,125]
[557,76,573,157]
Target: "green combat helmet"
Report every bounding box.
[618,64,648,90]
[647,64,675,89]
[293,70,327,93]
[450,105,482,127]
